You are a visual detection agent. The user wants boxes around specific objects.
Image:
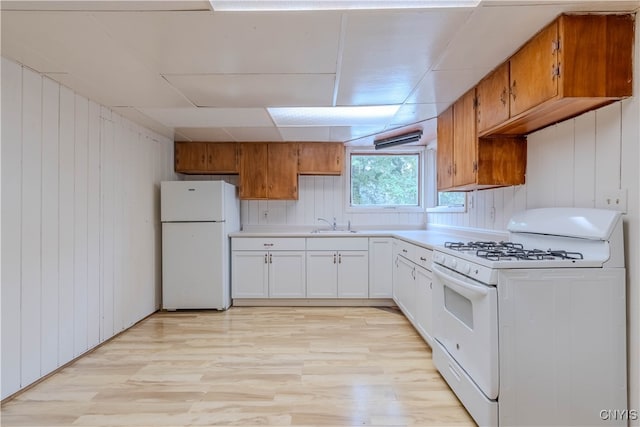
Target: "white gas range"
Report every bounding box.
[431,208,627,426]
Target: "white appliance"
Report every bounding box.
[431,207,627,427]
[161,181,239,310]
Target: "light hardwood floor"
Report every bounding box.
[1,306,475,426]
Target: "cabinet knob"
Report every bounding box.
[500,87,507,106]
[510,80,517,101]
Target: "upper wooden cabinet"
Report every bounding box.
[436,106,454,191]
[175,142,238,174]
[476,62,510,134]
[298,142,344,175]
[437,89,527,192]
[452,89,478,188]
[238,142,298,200]
[478,13,634,136]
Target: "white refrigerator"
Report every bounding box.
[161,181,239,310]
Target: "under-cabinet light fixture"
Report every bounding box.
[209,0,480,12]
[374,129,423,149]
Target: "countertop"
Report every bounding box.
[229,228,504,251]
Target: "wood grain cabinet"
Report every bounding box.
[478,13,634,137]
[437,90,527,192]
[238,142,299,200]
[174,142,238,174]
[298,142,344,175]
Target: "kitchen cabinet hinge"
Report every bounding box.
[552,38,560,53]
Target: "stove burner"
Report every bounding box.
[444,241,584,262]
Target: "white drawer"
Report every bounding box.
[394,239,415,260]
[415,246,433,270]
[306,237,369,251]
[232,237,306,251]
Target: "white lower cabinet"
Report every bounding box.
[395,254,416,320]
[268,251,306,298]
[232,238,306,298]
[306,250,369,298]
[232,251,269,298]
[393,238,434,345]
[306,238,369,298]
[369,238,393,298]
[414,265,433,345]
[306,251,338,297]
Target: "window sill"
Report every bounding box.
[426,205,467,214]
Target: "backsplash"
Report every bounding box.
[182,174,427,230]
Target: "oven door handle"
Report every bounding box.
[432,263,489,300]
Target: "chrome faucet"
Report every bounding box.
[317,217,337,230]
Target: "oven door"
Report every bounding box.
[432,262,499,399]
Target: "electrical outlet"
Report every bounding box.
[596,188,627,213]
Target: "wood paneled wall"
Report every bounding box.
[1,58,175,399]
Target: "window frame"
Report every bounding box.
[424,146,467,213]
[345,146,425,214]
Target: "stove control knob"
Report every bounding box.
[434,254,443,263]
[463,264,471,274]
[450,259,457,268]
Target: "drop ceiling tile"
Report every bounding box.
[2,11,193,108]
[390,103,440,127]
[408,69,488,104]
[164,74,336,107]
[225,127,283,142]
[278,127,332,142]
[174,127,234,141]
[1,1,210,10]
[137,107,274,128]
[111,107,174,139]
[433,5,568,71]
[92,11,343,74]
[330,125,387,143]
[336,9,473,106]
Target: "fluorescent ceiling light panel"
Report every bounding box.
[268,105,400,126]
[209,1,480,11]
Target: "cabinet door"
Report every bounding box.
[392,241,402,302]
[175,142,207,173]
[415,266,433,346]
[369,238,393,298]
[476,62,510,134]
[337,251,369,298]
[436,106,454,191]
[238,143,268,199]
[206,142,238,174]
[396,256,416,321]
[452,89,477,187]
[509,20,558,117]
[267,143,299,200]
[306,251,338,298]
[231,251,268,298]
[269,251,306,298]
[298,142,343,175]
